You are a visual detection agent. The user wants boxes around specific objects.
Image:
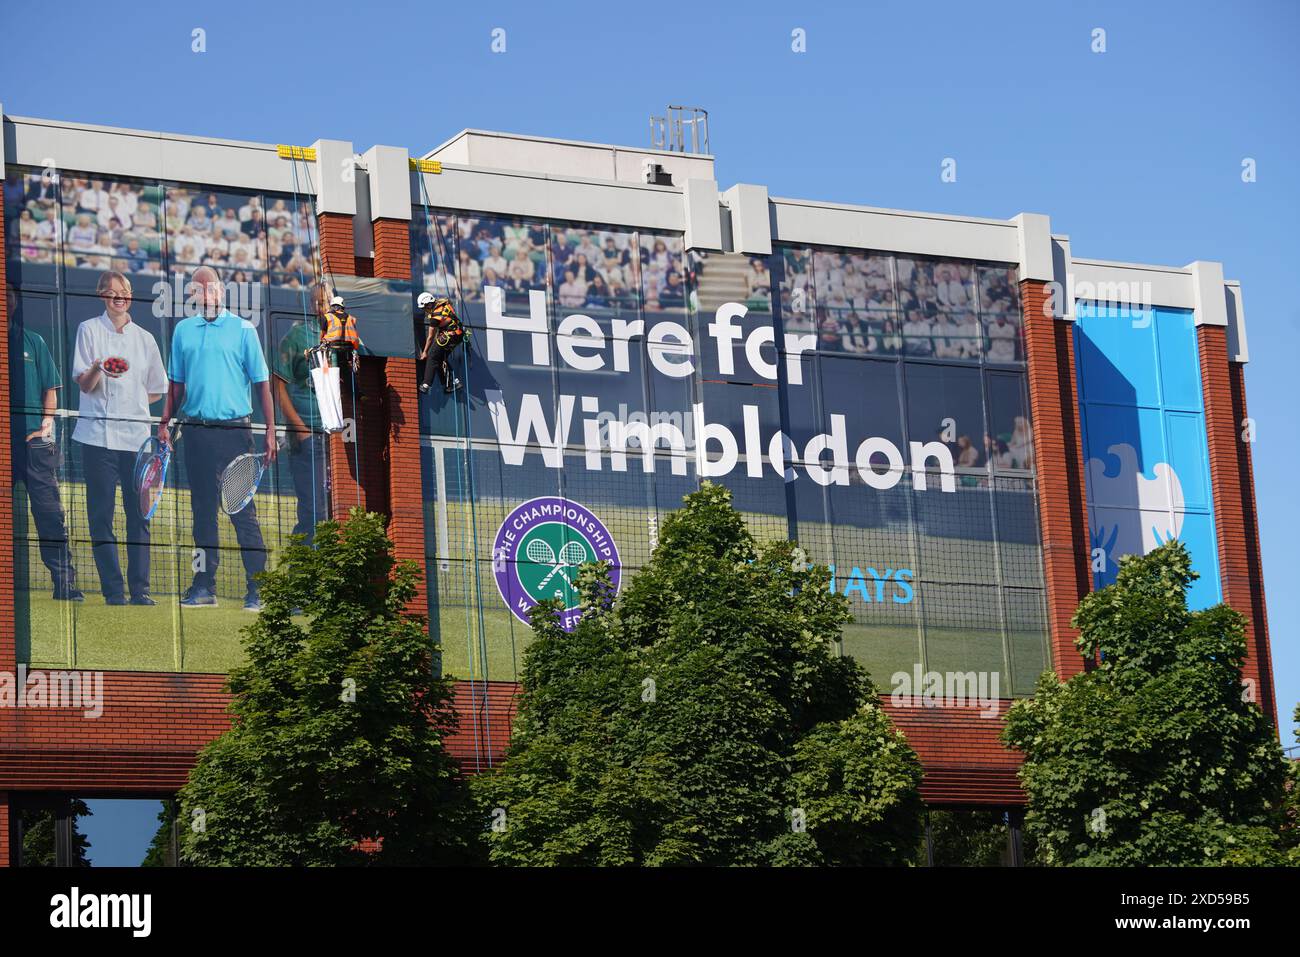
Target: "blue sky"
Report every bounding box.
[1,0,1296,846]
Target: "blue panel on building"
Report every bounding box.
[1075,302,1221,610]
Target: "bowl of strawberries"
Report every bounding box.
[101,356,130,378]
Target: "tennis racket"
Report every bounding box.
[539,540,587,589]
[218,436,286,515]
[525,539,569,589]
[134,424,182,520]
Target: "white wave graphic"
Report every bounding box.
[1087,442,1184,565]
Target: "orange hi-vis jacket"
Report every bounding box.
[322,310,361,349]
[426,297,462,338]
[427,298,465,346]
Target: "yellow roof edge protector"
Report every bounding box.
[409,158,443,174]
[276,144,318,161]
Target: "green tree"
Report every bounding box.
[1283,703,1300,866]
[140,801,178,867]
[474,482,924,865]
[17,800,92,866]
[1003,540,1291,865]
[178,510,476,865]
[916,810,1025,867]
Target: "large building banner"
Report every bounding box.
[414,212,1050,694]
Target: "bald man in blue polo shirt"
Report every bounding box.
[158,266,278,611]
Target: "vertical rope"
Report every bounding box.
[431,206,495,768]
[296,158,361,510]
[286,158,319,539]
[416,176,486,770]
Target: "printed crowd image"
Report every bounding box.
[4,166,360,672]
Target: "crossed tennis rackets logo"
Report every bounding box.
[492,497,623,631]
[525,538,588,590]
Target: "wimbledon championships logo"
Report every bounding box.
[492,496,622,631]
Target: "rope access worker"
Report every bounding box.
[320,295,362,374]
[417,292,467,394]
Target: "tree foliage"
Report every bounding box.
[140,801,178,867]
[17,800,92,867]
[474,482,924,865]
[178,509,476,865]
[1003,540,1292,866]
[916,810,1025,867]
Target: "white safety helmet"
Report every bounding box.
[329,295,344,307]
[417,292,435,308]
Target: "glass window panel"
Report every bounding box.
[934,260,976,312]
[640,233,686,312]
[453,214,550,312]
[699,380,779,456]
[165,186,268,280]
[912,480,998,586]
[557,448,656,566]
[986,370,1034,472]
[930,310,982,362]
[1164,410,1211,511]
[897,257,942,358]
[263,191,319,290]
[690,250,777,383]
[993,475,1043,588]
[978,265,1023,364]
[841,579,922,693]
[818,354,905,455]
[8,288,69,419]
[1004,587,1048,697]
[1154,307,1202,410]
[805,248,900,362]
[928,263,981,363]
[1176,510,1221,610]
[411,210,461,304]
[551,224,639,310]
[904,361,987,472]
[919,581,1008,693]
[57,174,164,295]
[1075,301,1161,407]
[5,167,65,286]
[826,478,917,581]
[776,246,815,336]
[73,545,184,673]
[790,470,832,567]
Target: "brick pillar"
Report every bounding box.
[0,791,9,867]
[1019,281,1091,679]
[372,218,425,615]
[317,210,353,282]
[1198,326,1276,724]
[317,212,386,519]
[0,192,17,746]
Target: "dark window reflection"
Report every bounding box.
[904,362,986,471]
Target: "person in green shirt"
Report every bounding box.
[273,291,330,545]
[7,285,82,600]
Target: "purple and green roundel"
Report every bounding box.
[492,496,621,631]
